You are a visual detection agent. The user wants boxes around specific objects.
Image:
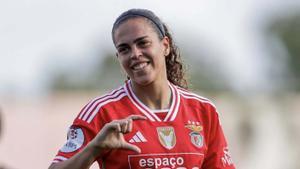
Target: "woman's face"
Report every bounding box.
[113,17,170,86]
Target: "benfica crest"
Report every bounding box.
[185,121,204,148]
[157,126,176,150]
[189,132,203,148]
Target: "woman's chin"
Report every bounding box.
[131,76,154,86]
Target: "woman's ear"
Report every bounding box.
[115,52,119,58]
[162,36,170,56]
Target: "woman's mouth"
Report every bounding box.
[131,61,150,71]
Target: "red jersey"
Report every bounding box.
[52,80,235,169]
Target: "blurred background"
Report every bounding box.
[1,0,300,169]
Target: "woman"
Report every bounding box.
[49,9,235,169]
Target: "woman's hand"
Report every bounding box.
[89,115,147,154]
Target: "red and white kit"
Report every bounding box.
[52,80,235,169]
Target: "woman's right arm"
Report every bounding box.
[48,115,147,169]
[48,142,99,169]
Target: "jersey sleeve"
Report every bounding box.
[202,104,235,169]
[51,98,106,164]
[51,119,98,164]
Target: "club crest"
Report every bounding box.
[189,132,203,148]
[185,121,204,148]
[157,126,176,150]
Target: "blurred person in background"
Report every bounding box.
[0,108,12,169]
[0,108,3,169]
[0,108,2,141]
[49,8,235,169]
[0,109,2,169]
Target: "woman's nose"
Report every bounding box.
[130,46,142,59]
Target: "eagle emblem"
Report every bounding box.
[157,126,176,150]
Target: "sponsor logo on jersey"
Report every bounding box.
[157,126,176,150]
[221,147,234,167]
[60,126,84,153]
[128,153,204,169]
[129,131,147,143]
[185,121,204,148]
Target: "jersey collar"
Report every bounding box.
[124,80,180,122]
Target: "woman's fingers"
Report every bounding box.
[127,115,147,121]
[109,119,130,133]
[107,121,122,133]
[96,115,146,152]
[120,120,128,133]
[126,115,146,133]
[105,115,147,134]
[127,119,133,133]
[122,142,141,153]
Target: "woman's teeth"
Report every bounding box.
[132,62,148,70]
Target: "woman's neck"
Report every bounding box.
[131,79,171,110]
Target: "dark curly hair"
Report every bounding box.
[162,23,188,89]
[112,9,188,89]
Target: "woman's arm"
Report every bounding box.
[48,115,146,169]
[48,143,98,169]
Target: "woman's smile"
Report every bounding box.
[114,17,169,86]
[131,61,150,71]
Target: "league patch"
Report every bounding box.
[185,121,204,148]
[157,126,176,150]
[60,126,84,153]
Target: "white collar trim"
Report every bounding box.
[124,80,180,122]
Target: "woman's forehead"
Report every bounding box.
[114,18,157,45]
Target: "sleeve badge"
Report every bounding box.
[60,126,85,153]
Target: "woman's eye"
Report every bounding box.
[118,47,129,54]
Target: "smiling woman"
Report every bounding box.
[112,9,187,90]
[48,8,235,169]
[113,17,170,88]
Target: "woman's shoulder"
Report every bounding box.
[88,86,127,104]
[75,86,127,123]
[175,86,216,108]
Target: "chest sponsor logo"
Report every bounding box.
[157,126,176,150]
[185,121,204,148]
[128,153,204,169]
[60,126,84,153]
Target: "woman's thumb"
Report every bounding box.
[122,142,141,153]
